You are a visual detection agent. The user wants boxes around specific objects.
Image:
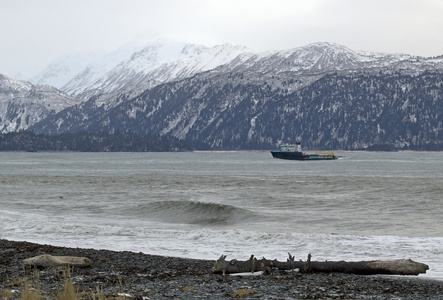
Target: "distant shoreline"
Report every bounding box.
[1,131,442,152]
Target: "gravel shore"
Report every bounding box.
[1,239,442,299]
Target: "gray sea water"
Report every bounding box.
[0,151,442,279]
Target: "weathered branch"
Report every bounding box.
[212,253,429,276]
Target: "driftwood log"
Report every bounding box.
[212,253,429,276]
[23,254,91,268]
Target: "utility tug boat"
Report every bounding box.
[271,142,338,160]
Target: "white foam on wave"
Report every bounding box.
[2,213,442,280]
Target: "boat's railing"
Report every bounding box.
[280,144,296,151]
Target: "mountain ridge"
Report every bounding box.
[28,70,443,150]
[0,74,79,133]
[2,40,442,150]
[31,39,443,101]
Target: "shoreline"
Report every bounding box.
[1,239,443,299]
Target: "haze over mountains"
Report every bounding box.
[1,38,442,150]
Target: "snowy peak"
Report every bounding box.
[218,42,443,85]
[289,42,367,71]
[0,73,78,133]
[29,52,106,89]
[0,73,33,93]
[233,42,410,75]
[124,38,190,72]
[124,37,251,71]
[30,39,443,102]
[32,37,163,93]
[63,39,254,99]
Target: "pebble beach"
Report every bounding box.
[1,239,442,299]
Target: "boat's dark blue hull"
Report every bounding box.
[271,150,338,160]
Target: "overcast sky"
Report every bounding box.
[2,0,443,79]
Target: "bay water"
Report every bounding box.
[0,151,442,279]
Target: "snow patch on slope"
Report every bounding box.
[63,38,253,101]
[0,74,79,133]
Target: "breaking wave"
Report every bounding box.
[127,200,258,225]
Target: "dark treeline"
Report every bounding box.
[0,131,208,152]
[363,142,442,151]
[1,131,439,152]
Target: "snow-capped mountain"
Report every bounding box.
[0,74,78,133]
[61,38,253,100]
[211,42,443,91]
[6,40,443,150]
[29,69,443,150]
[29,52,105,89]
[29,37,156,91]
[31,39,443,102]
